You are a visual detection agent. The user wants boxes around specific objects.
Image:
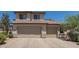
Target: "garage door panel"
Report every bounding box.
[17,26,41,34]
[47,27,57,34]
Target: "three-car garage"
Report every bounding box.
[13,23,60,38]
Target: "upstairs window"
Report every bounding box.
[34,15,40,19]
[19,14,27,19]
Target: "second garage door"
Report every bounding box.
[47,27,58,34]
[17,26,41,34]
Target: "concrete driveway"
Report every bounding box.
[0,38,79,48]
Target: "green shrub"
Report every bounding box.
[67,30,78,42]
[0,32,8,37]
[0,33,6,44]
[8,31,13,38]
[0,32,7,35]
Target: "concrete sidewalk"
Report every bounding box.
[0,38,79,48]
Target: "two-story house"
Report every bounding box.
[13,11,60,38]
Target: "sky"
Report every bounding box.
[0,11,79,22]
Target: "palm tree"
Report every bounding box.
[1,12,10,33]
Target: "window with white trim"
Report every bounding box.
[19,14,27,19]
[34,14,40,19]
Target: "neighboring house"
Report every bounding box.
[13,11,60,37]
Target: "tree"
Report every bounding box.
[48,19,55,21]
[64,15,79,30]
[1,12,10,33]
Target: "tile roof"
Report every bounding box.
[13,20,60,25]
